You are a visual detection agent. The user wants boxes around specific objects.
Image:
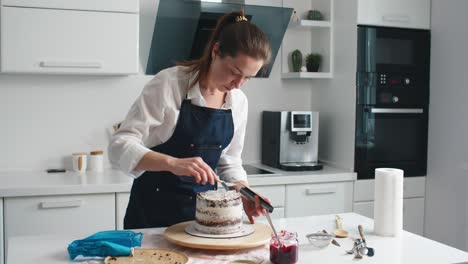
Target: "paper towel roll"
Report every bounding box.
[373,168,404,237]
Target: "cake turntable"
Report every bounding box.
[164,221,271,250]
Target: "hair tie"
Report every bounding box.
[235,15,247,22]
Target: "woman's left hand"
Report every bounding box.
[234,181,271,224]
[242,195,271,224]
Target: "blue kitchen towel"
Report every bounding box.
[67,230,143,261]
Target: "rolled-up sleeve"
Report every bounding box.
[108,75,168,178]
[217,94,248,183]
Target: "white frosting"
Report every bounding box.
[195,189,243,234]
[197,189,240,201]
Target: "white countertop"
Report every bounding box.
[6,213,468,264]
[0,170,133,197]
[0,165,356,197]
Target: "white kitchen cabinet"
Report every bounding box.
[251,185,286,219]
[281,0,334,79]
[353,197,425,236]
[353,177,426,235]
[353,200,373,219]
[357,0,430,29]
[116,192,130,230]
[354,177,426,202]
[4,193,115,254]
[1,198,3,264]
[285,181,353,217]
[403,197,425,235]
[270,208,285,219]
[0,1,139,75]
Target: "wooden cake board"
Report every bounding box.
[164,221,272,250]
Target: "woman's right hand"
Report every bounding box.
[167,156,217,185]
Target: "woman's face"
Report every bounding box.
[208,44,264,92]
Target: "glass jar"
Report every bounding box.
[88,150,104,172]
[269,230,299,264]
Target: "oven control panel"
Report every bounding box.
[379,73,412,87]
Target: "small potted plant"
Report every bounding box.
[305,53,322,72]
[307,10,323,21]
[290,49,303,72]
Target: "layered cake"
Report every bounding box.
[194,189,243,234]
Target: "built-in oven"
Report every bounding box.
[355,25,430,179]
[355,106,428,179]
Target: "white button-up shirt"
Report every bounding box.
[108,66,248,183]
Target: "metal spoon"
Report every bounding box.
[265,213,280,243]
[358,225,375,257]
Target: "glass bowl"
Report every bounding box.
[306,232,334,249]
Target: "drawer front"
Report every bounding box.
[243,207,284,223]
[270,207,285,219]
[2,0,138,13]
[353,201,374,219]
[286,182,353,217]
[353,198,425,236]
[250,185,285,207]
[116,192,130,230]
[354,177,426,202]
[4,193,115,239]
[1,7,139,75]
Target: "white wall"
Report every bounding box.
[0,0,312,171]
[425,0,468,251]
[310,0,357,172]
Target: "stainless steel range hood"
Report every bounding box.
[145,0,292,77]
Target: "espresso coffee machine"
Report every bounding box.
[262,111,322,171]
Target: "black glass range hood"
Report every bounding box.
[146,0,292,77]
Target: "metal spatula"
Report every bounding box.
[217,179,278,241]
[217,179,274,213]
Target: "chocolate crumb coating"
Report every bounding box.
[195,189,243,234]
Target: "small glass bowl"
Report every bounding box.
[306,232,334,249]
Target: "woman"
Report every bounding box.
[109,10,271,229]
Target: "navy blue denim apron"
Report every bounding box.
[124,99,234,229]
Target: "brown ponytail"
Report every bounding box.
[178,10,271,88]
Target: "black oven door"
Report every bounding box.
[357,26,430,74]
[355,106,428,179]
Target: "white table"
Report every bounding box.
[6,213,468,264]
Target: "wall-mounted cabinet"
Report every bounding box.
[0,0,139,75]
[281,0,334,79]
[357,0,430,29]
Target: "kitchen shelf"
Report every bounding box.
[292,19,331,28]
[282,72,333,79]
[281,0,334,80]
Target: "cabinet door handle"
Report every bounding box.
[305,186,337,195]
[382,15,410,23]
[39,61,102,69]
[40,200,83,209]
